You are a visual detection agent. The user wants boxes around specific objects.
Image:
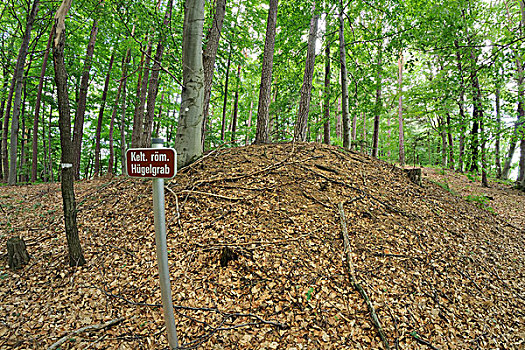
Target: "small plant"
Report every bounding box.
[465,194,495,213]
[306,287,314,301]
[429,179,456,195]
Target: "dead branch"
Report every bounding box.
[338,202,391,350]
[409,332,440,350]
[47,317,124,350]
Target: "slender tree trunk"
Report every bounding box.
[362,111,366,152]
[446,113,454,169]
[254,0,278,144]
[201,0,226,149]
[455,40,466,173]
[397,51,405,166]
[469,64,482,173]
[120,62,129,175]
[338,3,350,149]
[221,48,232,141]
[1,77,14,183]
[131,37,152,148]
[481,117,489,187]
[294,8,319,142]
[108,48,131,175]
[231,64,241,144]
[31,30,53,182]
[245,100,253,145]
[7,0,39,185]
[142,0,173,148]
[372,47,382,159]
[52,0,86,266]
[323,42,331,145]
[495,88,502,178]
[335,97,342,140]
[72,18,99,179]
[439,117,447,168]
[93,52,115,176]
[0,72,9,181]
[174,0,205,168]
[48,103,53,182]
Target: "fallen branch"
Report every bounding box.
[409,331,440,350]
[177,189,243,201]
[338,202,391,350]
[47,317,124,350]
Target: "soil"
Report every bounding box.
[0,142,523,349]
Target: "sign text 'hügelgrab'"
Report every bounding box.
[126,148,177,179]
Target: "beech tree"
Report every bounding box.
[52,0,86,266]
[174,0,205,167]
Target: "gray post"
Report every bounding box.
[152,138,179,349]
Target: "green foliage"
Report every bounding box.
[465,194,495,213]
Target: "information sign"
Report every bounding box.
[126,148,177,178]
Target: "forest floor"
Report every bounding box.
[0,142,524,350]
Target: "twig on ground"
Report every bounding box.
[409,332,440,350]
[47,317,124,350]
[338,202,391,350]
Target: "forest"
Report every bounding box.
[0,0,524,188]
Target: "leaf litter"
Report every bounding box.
[0,142,523,349]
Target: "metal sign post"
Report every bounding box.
[126,138,179,349]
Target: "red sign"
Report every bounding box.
[126,148,177,179]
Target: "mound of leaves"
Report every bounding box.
[1,142,523,349]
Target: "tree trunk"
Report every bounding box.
[398,51,405,166]
[245,100,253,145]
[323,42,331,145]
[108,48,131,175]
[481,117,489,187]
[1,76,14,183]
[7,236,30,270]
[93,52,115,176]
[174,0,205,168]
[254,0,278,144]
[294,8,319,142]
[231,64,241,144]
[371,47,382,159]
[338,3,350,149]
[142,0,173,148]
[0,71,10,181]
[72,18,99,179]
[495,87,502,178]
[31,30,53,182]
[201,0,226,149]
[221,48,232,141]
[7,0,39,185]
[52,0,86,267]
[131,37,152,148]
[362,111,366,153]
[455,40,466,173]
[446,113,454,169]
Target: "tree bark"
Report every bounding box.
[294,8,319,142]
[454,40,466,173]
[323,42,331,145]
[108,48,131,174]
[7,0,39,185]
[397,51,405,166]
[221,48,232,141]
[0,71,9,181]
[131,37,152,148]
[72,19,99,179]
[201,0,226,149]
[93,52,115,176]
[254,0,278,144]
[495,87,502,178]
[174,0,205,168]
[338,3,350,149]
[371,47,382,159]
[231,64,241,144]
[52,0,86,266]
[142,0,173,148]
[31,30,53,182]
[446,113,454,169]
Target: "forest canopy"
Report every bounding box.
[0,0,524,188]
